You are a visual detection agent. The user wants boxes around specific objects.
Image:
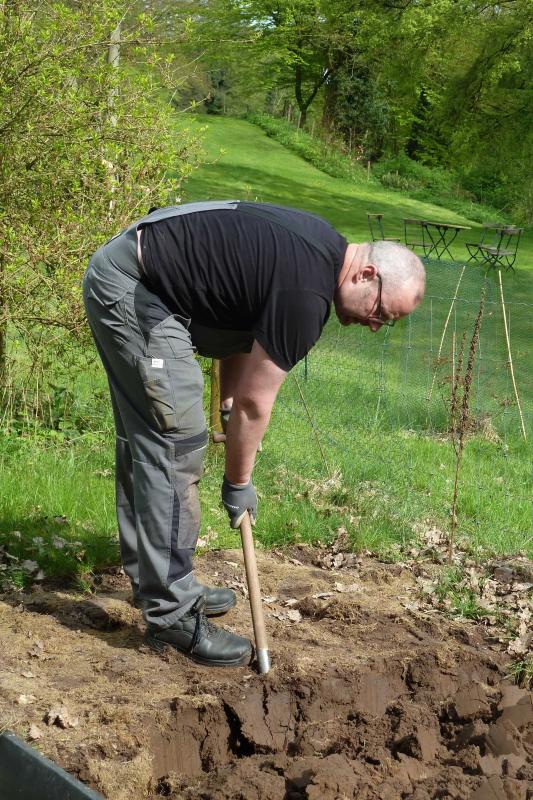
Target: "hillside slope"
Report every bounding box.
[181,116,532,269]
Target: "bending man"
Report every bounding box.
[82,200,425,668]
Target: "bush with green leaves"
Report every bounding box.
[373,154,505,224]
[0,1,204,425]
[248,113,368,185]
[374,154,455,194]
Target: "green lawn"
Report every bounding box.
[180,115,533,270]
[1,115,531,588]
[183,116,532,556]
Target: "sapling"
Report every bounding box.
[448,287,486,563]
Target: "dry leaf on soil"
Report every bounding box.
[28,724,44,741]
[45,705,79,729]
[270,609,302,623]
[17,694,36,705]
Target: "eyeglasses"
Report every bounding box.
[368,274,395,327]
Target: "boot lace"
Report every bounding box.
[189,602,219,652]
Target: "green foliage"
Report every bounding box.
[248,112,368,184]
[374,154,456,195]
[0,0,204,424]
[390,0,533,223]
[165,0,533,223]
[373,154,505,225]
[434,567,486,620]
[331,65,390,159]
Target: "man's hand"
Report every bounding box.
[221,476,257,528]
[220,407,231,434]
[212,407,230,444]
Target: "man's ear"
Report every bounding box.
[355,263,378,283]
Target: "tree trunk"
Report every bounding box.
[321,74,338,134]
[107,22,121,215]
[294,61,305,122]
[108,21,121,127]
[295,61,330,130]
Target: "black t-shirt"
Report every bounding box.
[140,202,347,371]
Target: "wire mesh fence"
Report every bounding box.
[214,260,532,554]
[6,255,527,554]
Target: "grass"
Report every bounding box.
[507,656,533,689]
[179,115,533,268]
[248,113,508,226]
[0,113,531,588]
[180,115,532,556]
[0,432,118,588]
[433,566,486,620]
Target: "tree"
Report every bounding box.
[0,0,203,410]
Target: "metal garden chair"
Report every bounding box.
[466,224,523,271]
[403,218,428,254]
[367,213,400,243]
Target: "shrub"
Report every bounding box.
[374,154,505,224]
[0,1,204,428]
[373,153,457,195]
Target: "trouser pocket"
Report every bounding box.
[136,354,204,435]
[83,255,135,330]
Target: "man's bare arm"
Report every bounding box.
[220,352,251,408]
[213,353,252,443]
[224,341,287,484]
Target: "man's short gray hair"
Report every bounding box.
[365,240,425,302]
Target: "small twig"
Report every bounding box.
[292,373,331,478]
[498,271,527,441]
[427,265,466,402]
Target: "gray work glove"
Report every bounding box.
[221,476,257,528]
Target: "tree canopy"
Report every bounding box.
[0,0,203,394]
[167,0,533,222]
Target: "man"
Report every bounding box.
[83,200,425,669]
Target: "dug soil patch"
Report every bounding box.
[0,548,531,799]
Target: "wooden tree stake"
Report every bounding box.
[427,265,466,402]
[498,271,527,441]
[210,359,222,440]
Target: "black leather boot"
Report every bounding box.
[133,585,236,616]
[203,585,237,615]
[144,597,252,667]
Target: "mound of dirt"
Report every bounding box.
[0,547,531,800]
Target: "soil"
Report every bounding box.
[0,546,531,800]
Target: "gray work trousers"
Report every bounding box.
[82,223,208,630]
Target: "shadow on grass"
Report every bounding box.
[0,514,119,589]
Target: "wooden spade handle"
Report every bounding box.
[239,512,270,674]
